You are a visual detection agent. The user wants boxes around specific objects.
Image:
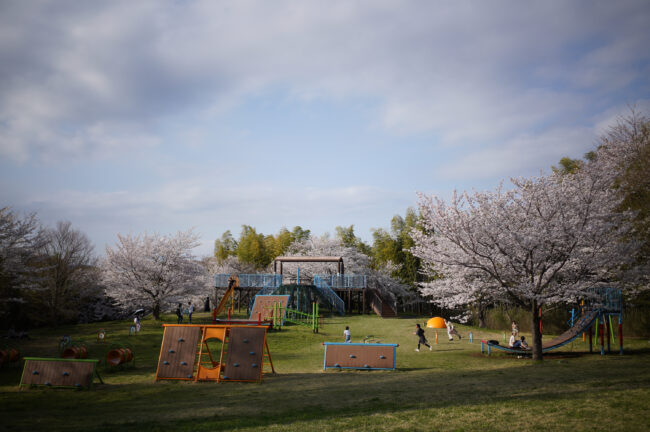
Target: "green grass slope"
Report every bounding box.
[0,312,649,431]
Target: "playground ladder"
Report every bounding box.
[262,339,275,375]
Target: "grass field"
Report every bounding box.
[1,312,649,431]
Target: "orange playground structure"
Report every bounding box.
[155,324,274,383]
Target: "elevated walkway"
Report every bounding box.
[215,271,397,318]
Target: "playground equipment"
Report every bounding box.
[265,300,320,332]
[283,302,320,333]
[19,358,103,390]
[59,337,89,359]
[213,275,239,319]
[250,295,290,322]
[106,344,135,368]
[155,324,274,383]
[215,256,397,318]
[481,287,623,356]
[426,317,447,344]
[323,342,398,371]
[426,317,446,329]
[0,348,20,366]
[61,344,88,359]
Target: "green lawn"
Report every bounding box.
[1,312,649,431]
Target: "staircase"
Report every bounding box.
[368,289,397,318]
[313,276,346,315]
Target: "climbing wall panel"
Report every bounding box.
[20,358,99,389]
[249,295,290,321]
[323,343,397,370]
[222,327,266,382]
[156,326,202,380]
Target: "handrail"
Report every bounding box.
[214,274,282,288]
[313,274,367,289]
[584,287,622,312]
[313,276,345,315]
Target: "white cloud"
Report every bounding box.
[19,178,403,256]
[437,126,597,181]
[1,1,648,161]
[2,0,649,257]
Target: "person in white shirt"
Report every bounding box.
[444,319,462,341]
[188,302,194,324]
[509,332,517,347]
[344,326,351,343]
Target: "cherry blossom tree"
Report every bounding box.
[287,235,412,305]
[412,117,646,360]
[103,229,206,320]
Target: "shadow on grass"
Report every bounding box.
[4,354,649,432]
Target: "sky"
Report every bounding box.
[1,0,649,257]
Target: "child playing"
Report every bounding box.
[444,319,461,341]
[414,323,432,351]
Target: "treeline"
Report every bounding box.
[0,211,217,329]
[0,210,120,330]
[212,208,424,290]
[0,204,426,331]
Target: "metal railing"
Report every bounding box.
[584,287,622,312]
[214,274,231,288]
[313,276,345,315]
[214,274,282,288]
[237,274,283,288]
[313,274,367,289]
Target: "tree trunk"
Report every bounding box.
[531,300,543,361]
[152,302,161,320]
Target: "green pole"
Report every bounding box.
[274,302,278,329]
[608,315,615,340]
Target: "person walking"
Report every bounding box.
[444,319,461,341]
[176,303,183,324]
[414,323,432,351]
[344,326,351,343]
[188,302,194,324]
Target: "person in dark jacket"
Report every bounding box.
[414,323,432,352]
